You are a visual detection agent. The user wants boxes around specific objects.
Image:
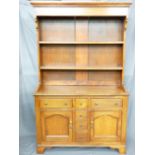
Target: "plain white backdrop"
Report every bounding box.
[0,0,155,155]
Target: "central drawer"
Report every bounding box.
[74,99,89,142]
[75,99,88,109]
[75,111,88,120]
[40,99,72,108]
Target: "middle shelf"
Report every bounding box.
[39,41,124,45]
[39,43,123,72]
[40,66,123,71]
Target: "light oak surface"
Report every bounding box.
[32,1,131,154]
[39,41,124,45]
[35,85,128,96]
[30,1,131,7]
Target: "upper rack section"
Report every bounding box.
[38,17,125,42]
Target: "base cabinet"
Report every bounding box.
[35,97,128,154]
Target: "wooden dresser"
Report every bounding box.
[31,1,131,154]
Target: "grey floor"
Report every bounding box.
[20,136,135,155]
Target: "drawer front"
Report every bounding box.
[76,111,88,120]
[40,99,72,108]
[76,119,88,130]
[91,98,122,108]
[75,119,89,142]
[75,131,89,142]
[75,99,88,109]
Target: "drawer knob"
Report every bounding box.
[80,103,83,106]
[44,103,48,105]
[115,103,118,106]
[95,103,98,106]
[80,115,82,118]
[64,103,68,106]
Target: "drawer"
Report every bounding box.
[76,124,87,130]
[76,111,88,120]
[91,99,122,108]
[76,120,88,129]
[40,99,72,108]
[75,99,88,109]
[75,132,89,142]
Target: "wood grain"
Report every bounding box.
[75,18,88,81]
[30,1,132,7]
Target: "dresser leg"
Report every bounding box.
[37,146,45,154]
[118,147,126,155]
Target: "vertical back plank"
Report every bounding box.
[75,18,88,81]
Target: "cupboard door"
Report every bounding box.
[41,111,72,142]
[91,111,122,142]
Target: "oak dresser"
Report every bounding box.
[31,1,131,154]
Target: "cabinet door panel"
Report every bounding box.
[41,111,72,142]
[91,111,121,142]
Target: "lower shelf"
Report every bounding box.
[40,66,123,70]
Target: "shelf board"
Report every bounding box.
[34,85,128,96]
[40,66,123,71]
[39,41,124,45]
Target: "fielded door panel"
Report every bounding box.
[91,111,122,142]
[41,111,72,142]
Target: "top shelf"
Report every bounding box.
[39,41,124,45]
